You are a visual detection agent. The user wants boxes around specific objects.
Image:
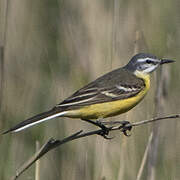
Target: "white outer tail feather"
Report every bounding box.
[13,111,67,132]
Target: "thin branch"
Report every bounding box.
[147,66,171,180]
[11,114,180,180]
[35,141,40,180]
[0,46,4,112]
[136,132,153,180]
[11,130,83,180]
[101,114,180,127]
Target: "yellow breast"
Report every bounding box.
[66,73,150,119]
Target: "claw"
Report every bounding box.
[98,129,114,140]
[119,121,132,137]
[95,120,115,139]
[103,135,114,140]
[122,129,131,137]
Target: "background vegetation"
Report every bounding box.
[0,0,180,179]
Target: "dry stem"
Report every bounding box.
[11,114,180,180]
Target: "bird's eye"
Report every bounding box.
[146,60,152,64]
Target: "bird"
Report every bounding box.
[3,53,174,134]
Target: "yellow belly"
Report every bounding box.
[65,74,150,119]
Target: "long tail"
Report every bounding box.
[3,108,67,134]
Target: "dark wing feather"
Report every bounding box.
[57,68,145,110]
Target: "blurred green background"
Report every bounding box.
[0,0,180,179]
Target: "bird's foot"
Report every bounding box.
[81,118,113,139]
[95,120,114,139]
[119,121,132,136]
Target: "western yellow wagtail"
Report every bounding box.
[3,53,174,134]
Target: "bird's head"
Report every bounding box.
[125,53,175,75]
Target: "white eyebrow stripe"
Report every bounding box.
[137,58,155,62]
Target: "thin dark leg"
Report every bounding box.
[81,118,106,129]
[98,120,132,136]
[81,118,113,139]
[81,119,132,137]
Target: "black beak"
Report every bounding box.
[160,59,175,65]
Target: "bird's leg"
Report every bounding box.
[81,118,113,139]
[81,118,103,128]
[81,119,132,137]
[101,120,132,136]
[118,121,132,136]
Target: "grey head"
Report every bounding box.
[125,53,175,74]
